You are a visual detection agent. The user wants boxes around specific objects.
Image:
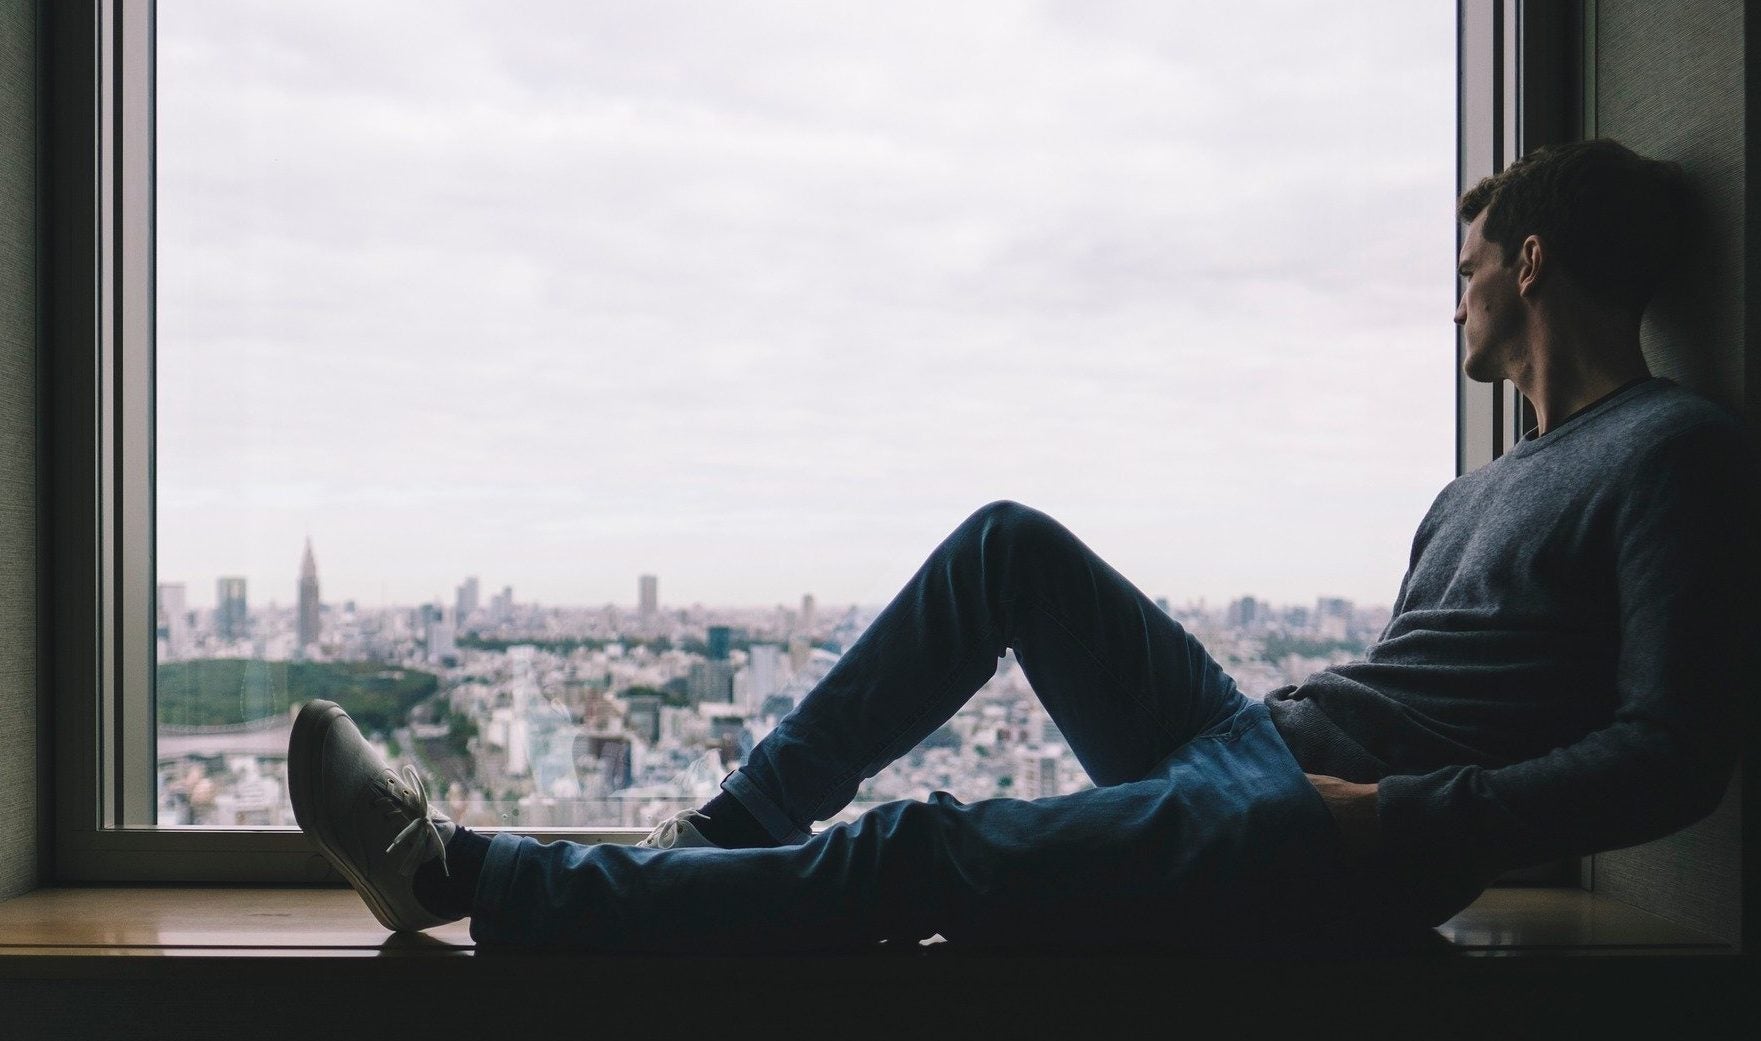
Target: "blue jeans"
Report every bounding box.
[470,501,1365,951]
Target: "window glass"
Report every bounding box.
[154,1,1454,829]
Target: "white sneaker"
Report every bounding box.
[288,699,458,932]
[637,810,720,849]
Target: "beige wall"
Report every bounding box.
[1599,0,1749,418]
[1588,0,1749,946]
[0,0,38,903]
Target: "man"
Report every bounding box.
[289,139,1755,951]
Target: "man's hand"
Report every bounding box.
[1305,773,1381,861]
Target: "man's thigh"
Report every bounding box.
[929,701,1354,947]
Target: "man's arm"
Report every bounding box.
[1307,773,1380,861]
[1372,423,1754,895]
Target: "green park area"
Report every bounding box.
[156,659,438,737]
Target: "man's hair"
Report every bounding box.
[1457,138,1692,317]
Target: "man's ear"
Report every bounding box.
[1516,234,1545,297]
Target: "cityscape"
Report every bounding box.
[154,539,1391,832]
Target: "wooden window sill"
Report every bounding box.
[0,884,1729,961]
[0,885,1742,1036]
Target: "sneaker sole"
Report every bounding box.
[289,699,409,932]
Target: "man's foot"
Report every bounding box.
[288,699,459,932]
[637,809,720,849]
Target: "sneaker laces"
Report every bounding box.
[642,810,710,848]
[379,765,451,877]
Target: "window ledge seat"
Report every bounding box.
[0,883,1730,959]
[0,885,1744,1035]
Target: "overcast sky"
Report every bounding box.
[154,0,1457,612]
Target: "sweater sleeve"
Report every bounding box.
[1375,422,1756,901]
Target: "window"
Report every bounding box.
[53,0,1502,881]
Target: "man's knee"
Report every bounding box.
[962,499,1065,551]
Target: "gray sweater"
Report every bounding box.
[1265,376,1756,924]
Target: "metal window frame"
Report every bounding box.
[1457,0,1581,475]
[47,1,1576,882]
[46,1,649,883]
[1457,0,1594,889]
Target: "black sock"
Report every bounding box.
[695,791,788,848]
[412,825,490,920]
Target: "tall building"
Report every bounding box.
[744,644,782,711]
[1226,595,1261,630]
[688,659,736,704]
[216,576,249,642]
[488,586,514,623]
[426,608,457,666]
[156,582,189,660]
[583,734,633,791]
[297,537,321,650]
[455,576,480,627]
[706,625,732,661]
[1012,747,1062,800]
[1315,596,1354,640]
[800,593,816,635]
[623,691,663,745]
[638,574,658,623]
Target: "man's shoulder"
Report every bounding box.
[1538,378,1745,468]
[1619,378,1743,437]
[1424,380,1749,516]
[1616,383,1752,477]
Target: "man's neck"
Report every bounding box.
[1512,315,1648,435]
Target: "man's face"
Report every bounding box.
[1453,211,1525,383]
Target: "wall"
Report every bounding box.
[1587,0,1750,947]
[0,0,38,903]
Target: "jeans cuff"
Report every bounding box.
[467,831,529,943]
[721,769,812,844]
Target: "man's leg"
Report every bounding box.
[721,499,1249,844]
[471,700,1350,952]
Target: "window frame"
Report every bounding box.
[1456,0,1592,889]
[46,0,1565,882]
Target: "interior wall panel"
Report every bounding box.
[1587,0,1748,948]
[0,0,40,903]
[1595,0,1745,412]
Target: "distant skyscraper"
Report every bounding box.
[624,691,663,744]
[744,644,782,711]
[297,538,322,650]
[1013,748,1062,800]
[1226,595,1261,630]
[800,593,816,635]
[455,576,480,627]
[706,625,732,661]
[427,615,457,666]
[688,659,736,704]
[488,585,514,623]
[1315,596,1354,639]
[639,574,658,622]
[157,582,189,660]
[216,576,249,642]
[583,734,633,791]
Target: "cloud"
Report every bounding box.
[154,0,1457,609]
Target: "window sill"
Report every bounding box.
[0,885,1742,1035]
[0,884,1729,962]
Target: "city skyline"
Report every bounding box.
[157,531,1389,831]
[156,534,1391,615]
